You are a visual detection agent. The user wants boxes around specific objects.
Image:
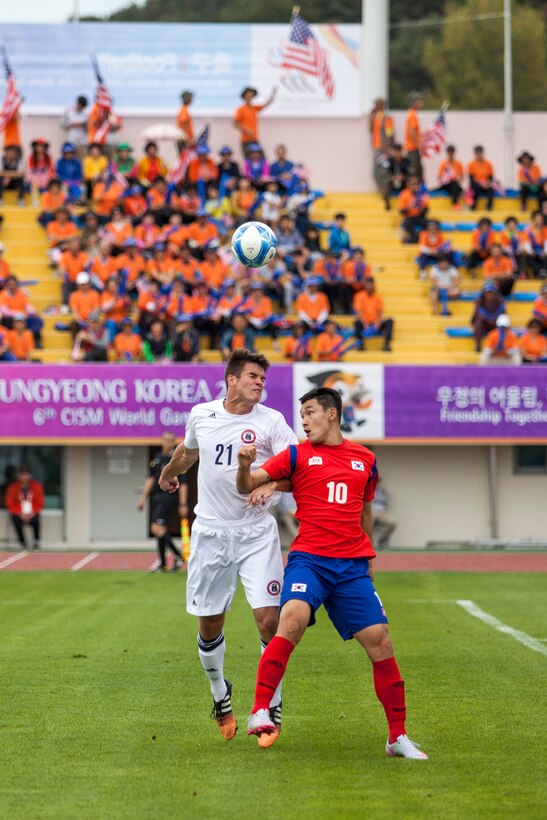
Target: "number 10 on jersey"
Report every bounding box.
[326,482,348,504]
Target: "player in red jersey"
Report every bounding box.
[236,386,428,759]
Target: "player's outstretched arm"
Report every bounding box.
[247,478,293,507]
[159,443,199,493]
[236,445,272,494]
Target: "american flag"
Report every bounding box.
[421,106,448,158]
[280,10,334,99]
[0,43,23,134]
[168,123,210,186]
[90,53,114,144]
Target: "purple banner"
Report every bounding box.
[384,366,547,440]
[0,364,294,441]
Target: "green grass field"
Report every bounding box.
[0,571,545,819]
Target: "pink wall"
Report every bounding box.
[18,110,547,192]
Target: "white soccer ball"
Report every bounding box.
[231,221,277,267]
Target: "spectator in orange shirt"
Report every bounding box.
[417,220,455,278]
[404,92,424,181]
[133,212,159,252]
[284,321,313,362]
[200,246,229,292]
[233,86,277,157]
[92,171,126,220]
[339,248,372,310]
[316,319,346,362]
[6,314,35,361]
[122,184,147,223]
[136,141,168,188]
[294,278,330,330]
[146,177,174,226]
[102,206,134,251]
[187,145,219,186]
[46,206,78,251]
[467,217,496,275]
[0,326,16,361]
[100,276,131,341]
[0,243,11,285]
[174,184,201,222]
[176,90,194,152]
[0,275,43,346]
[5,464,44,549]
[59,238,90,307]
[246,282,278,346]
[482,244,516,296]
[517,151,541,212]
[177,243,201,288]
[38,178,68,227]
[398,176,429,243]
[369,98,394,199]
[3,109,21,151]
[116,238,145,294]
[68,271,101,338]
[230,176,257,226]
[189,280,218,346]
[90,241,119,288]
[468,145,494,211]
[353,277,394,352]
[146,243,183,287]
[187,209,220,257]
[520,319,547,364]
[113,317,143,361]
[479,314,521,365]
[531,283,547,331]
[436,144,464,207]
[165,277,194,326]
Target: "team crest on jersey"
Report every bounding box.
[351,460,365,471]
[267,580,281,596]
[308,456,323,466]
[241,429,256,444]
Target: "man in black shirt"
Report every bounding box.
[137,432,188,571]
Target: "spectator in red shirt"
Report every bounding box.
[5,464,45,549]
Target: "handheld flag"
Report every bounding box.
[280,8,334,100]
[0,40,23,134]
[168,122,210,186]
[90,53,115,144]
[421,104,448,158]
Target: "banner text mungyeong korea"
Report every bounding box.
[0,365,546,443]
[0,23,360,117]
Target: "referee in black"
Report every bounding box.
[138,432,188,572]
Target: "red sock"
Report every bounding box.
[253,636,295,713]
[373,656,407,744]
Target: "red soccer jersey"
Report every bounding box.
[261,439,378,559]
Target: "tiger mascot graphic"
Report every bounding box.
[306,370,373,433]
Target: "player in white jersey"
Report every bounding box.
[159,349,297,740]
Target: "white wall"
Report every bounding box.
[19,110,547,193]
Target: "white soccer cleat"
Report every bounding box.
[247,709,277,748]
[386,734,428,760]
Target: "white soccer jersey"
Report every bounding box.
[184,399,297,522]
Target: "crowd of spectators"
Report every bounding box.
[0,88,545,365]
[0,87,398,364]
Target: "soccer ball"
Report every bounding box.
[231,221,277,267]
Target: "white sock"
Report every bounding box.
[198,633,227,701]
[261,638,282,708]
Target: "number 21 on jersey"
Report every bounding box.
[215,443,233,465]
[326,481,348,504]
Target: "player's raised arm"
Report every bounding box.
[159,442,199,493]
[236,445,272,494]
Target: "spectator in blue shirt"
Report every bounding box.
[55,142,83,203]
[328,213,352,255]
[270,143,295,191]
[275,214,304,261]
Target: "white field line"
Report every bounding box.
[456,599,547,658]
[406,599,454,604]
[70,552,99,572]
[0,551,28,570]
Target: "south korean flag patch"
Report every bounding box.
[351,460,365,471]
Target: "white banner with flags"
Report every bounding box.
[0,22,361,118]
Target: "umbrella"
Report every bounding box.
[140,124,187,140]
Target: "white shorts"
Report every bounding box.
[186,514,283,617]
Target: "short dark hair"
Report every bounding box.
[224,349,270,385]
[334,212,346,220]
[299,387,342,422]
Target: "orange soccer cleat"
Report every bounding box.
[211,679,237,741]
